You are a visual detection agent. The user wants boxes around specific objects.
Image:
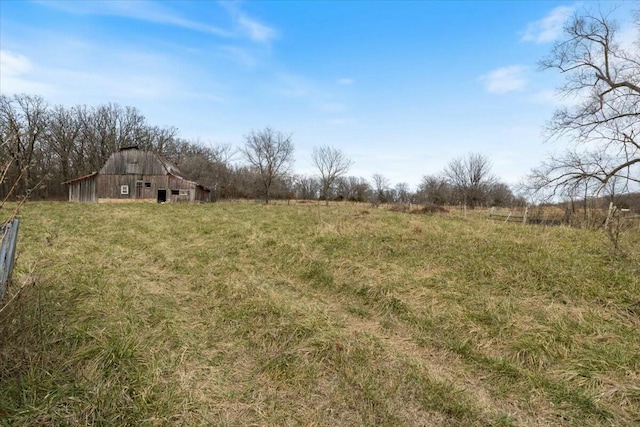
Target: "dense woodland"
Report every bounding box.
[0,93,521,207]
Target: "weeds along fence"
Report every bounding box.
[488,206,530,224]
[0,218,20,300]
[607,206,640,229]
[488,204,640,229]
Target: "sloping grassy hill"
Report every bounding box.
[1,202,639,426]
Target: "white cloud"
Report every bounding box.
[38,0,232,37]
[0,40,228,106]
[528,88,560,105]
[237,14,277,43]
[112,3,231,37]
[0,50,32,76]
[480,65,528,94]
[338,78,354,85]
[0,50,54,95]
[520,5,575,44]
[219,1,278,43]
[528,88,577,107]
[617,22,640,53]
[218,46,259,68]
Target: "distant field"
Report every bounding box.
[1,202,639,426]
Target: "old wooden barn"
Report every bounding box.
[64,147,210,203]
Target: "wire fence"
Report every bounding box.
[0,217,20,300]
[487,204,640,229]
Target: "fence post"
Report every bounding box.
[522,206,529,225]
[6,218,19,280]
[604,202,615,228]
[0,218,20,300]
[0,224,10,298]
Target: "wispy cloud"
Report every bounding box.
[0,50,31,76]
[36,0,265,39]
[528,88,560,105]
[0,41,228,106]
[617,22,640,53]
[520,5,575,43]
[220,1,278,44]
[528,88,581,107]
[218,45,259,68]
[272,73,352,122]
[237,14,278,43]
[479,65,528,94]
[0,50,53,95]
[337,78,354,85]
[276,73,313,98]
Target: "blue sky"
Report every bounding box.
[1,1,637,189]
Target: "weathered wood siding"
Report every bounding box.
[97,174,209,202]
[168,175,202,203]
[97,175,168,200]
[68,149,209,203]
[195,185,209,202]
[99,150,180,176]
[68,175,97,202]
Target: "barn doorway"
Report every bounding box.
[157,189,167,203]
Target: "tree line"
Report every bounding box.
[0,93,520,207]
[2,7,634,209]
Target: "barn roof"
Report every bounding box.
[100,149,172,176]
[64,149,209,192]
[62,172,98,185]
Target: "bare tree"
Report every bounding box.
[311,145,353,205]
[293,174,320,200]
[44,105,82,185]
[523,149,609,202]
[485,181,515,207]
[371,172,390,206]
[531,9,640,199]
[0,94,48,196]
[395,182,411,206]
[416,174,452,205]
[443,153,495,208]
[1,95,247,201]
[334,175,371,202]
[241,127,294,204]
[174,143,235,201]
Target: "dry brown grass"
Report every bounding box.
[0,202,638,425]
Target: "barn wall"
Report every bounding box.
[69,174,208,203]
[98,175,169,200]
[195,186,210,202]
[68,175,97,202]
[168,175,197,203]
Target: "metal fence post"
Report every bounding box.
[0,218,20,300]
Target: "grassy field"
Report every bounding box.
[1,201,639,426]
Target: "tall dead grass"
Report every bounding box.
[0,202,638,425]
